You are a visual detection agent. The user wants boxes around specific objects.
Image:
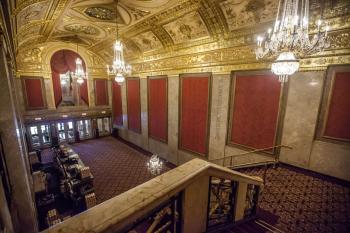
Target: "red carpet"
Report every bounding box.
[70,137,172,203]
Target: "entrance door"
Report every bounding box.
[76,119,92,140]
[40,124,51,146]
[56,121,75,143]
[29,126,40,148]
[97,117,111,136]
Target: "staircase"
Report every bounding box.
[224,219,284,233]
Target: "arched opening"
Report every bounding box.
[50,49,89,107]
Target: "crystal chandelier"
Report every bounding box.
[71,37,86,85]
[255,0,330,82]
[147,155,163,176]
[106,1,131,85]
[74,58,85,85]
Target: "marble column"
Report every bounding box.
[0,40,37,232]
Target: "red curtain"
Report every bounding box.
[180,76,210,155]
[324,72,350,140]
[23,78,45,109]
[95,79,108,106]
[127,79,141,133]
[50,49,88,107]
[112,81,123,126]
[230,74,281,149]
[148,77,167,142]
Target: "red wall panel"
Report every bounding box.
[180,76,210,155]
[148,77,167,142]
[23,78,45,109]
[95,79,108,106]
[127,79,141,133]
[112,82,123,126]
[324,72,350,140]
[230,74,281,149]
[80,81,89,105]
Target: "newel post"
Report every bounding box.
[182,175,210,233]
[234,182,248,221]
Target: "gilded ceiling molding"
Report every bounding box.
[16,20,52,37]
[12,0,48,16]
[41,0,70,38]
[198,0,227,36]
[16,42,107,78]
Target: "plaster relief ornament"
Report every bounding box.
[124,5,150,20]
[64,24,99,35]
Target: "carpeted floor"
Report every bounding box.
[42,136,172,204]
[238,165,350,233]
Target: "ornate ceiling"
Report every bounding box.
[10,0,350,76]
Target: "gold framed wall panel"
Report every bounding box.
[21,75,48,111]
[315,65,350,145]
[147,75,168,144]
[178,72,212,157]
[226,70,288,156]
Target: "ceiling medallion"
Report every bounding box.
[84,7,116,20]
[64,24,99,35]
[255,0,330,82]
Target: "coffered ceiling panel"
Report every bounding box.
[163,11,209,44]
[130,31,163,52]
[16,1,50,29]
[219,0,278,31]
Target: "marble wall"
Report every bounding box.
[116,71,350,181]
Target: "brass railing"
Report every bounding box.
[209,144,293,168]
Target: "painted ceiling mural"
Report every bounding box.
[131,31,163,52]
[11,0,350,76]
[220,0,278,31]
[163,11,209,44]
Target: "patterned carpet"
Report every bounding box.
[42,138,350,232]
[42,136,172,204]
[238,165,350,233]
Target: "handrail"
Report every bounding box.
[209,144,292,167]
[42,159,263,233]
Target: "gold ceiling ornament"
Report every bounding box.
[84,7,116,21]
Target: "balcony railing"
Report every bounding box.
[41,159,263,233]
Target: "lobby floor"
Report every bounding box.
[42,136,173,204]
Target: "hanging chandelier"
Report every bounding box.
[255,0,330,82]
[71,37,86,85]
[106,0,131,85]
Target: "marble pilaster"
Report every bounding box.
[0,42,37,233]
[280,71,324,167]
